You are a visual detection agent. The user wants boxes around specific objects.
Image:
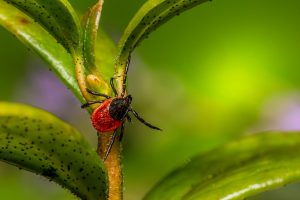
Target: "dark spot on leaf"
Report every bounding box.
[42,166,58,178]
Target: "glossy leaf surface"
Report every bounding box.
[79,0,114,101]
[3,0,81,52]
[82,0,103,74]
[145,132,300,200]
[0,102,108,200]
[0,1,84,102]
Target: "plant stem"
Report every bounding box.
[76,0,126,194]
[96,58,128,200]
[75,55,123,199]
[97,134,123,200]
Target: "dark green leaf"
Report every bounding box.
[3,0,82,52]
[119,0,210,52]
[115,0,211,93]
[0,1,84,102]
[0,102,108,200]
[145,132,300,200]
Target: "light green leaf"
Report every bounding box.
[79,0,114,99]
[3,0,81,52]
[82,0,103,74]
[0,102,108,200]
[95,29,118,82]
[145,132,300,200]
[0,1,84,102]
[81,29,117,100]
[115,0,211,93]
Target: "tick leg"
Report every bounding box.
[130,109,162,131]
[104,129,118,161]
[121,55,131,97]
[81,100,104,108]
[119,123,125,142]
[126,114,131,123]
[86,88,110,99]
[110,78,118,97]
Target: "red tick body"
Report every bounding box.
[91,99,123,133]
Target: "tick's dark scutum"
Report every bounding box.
[109,96,132,120]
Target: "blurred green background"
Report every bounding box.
[1,0,300,199]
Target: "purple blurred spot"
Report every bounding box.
[252,92,300,131]
[14,64,80,120]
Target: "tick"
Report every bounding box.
[81,57,162,160]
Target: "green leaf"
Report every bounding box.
[82,29,117,100]
[119,0,210,53]
[3,0,82,52]
[79,0,115,100]
[95,29,118,82]
[145,132,300,200]
[115,0,211,93]
[82,0,103,74]
[0,0,84,102]
[0,102,108,200]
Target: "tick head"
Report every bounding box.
[125,95,132,104]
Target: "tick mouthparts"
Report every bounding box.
[126,95,132,102]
